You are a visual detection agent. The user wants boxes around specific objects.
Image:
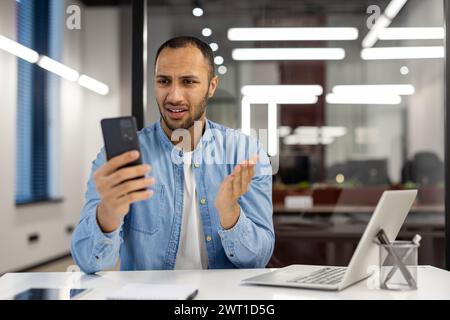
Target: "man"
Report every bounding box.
[71,36,274,273]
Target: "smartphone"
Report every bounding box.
[101,116,142,166]
[101,116,146,191]
[13,288,92,300]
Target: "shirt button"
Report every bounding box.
[200,197,206,205]
[194,163,200,168]
[206,236,212,242]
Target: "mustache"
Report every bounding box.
[164,101,189,107]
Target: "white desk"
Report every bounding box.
[1,266,450,300]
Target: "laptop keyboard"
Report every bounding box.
[288,267,347,285]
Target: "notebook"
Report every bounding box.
[106,283,198,300]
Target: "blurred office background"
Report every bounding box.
[0,0,446,273]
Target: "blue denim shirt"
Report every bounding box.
[71,119,274,274]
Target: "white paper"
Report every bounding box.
[106,283,198,300]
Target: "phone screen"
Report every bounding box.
[13,288,90,300]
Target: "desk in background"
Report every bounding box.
[270,204,445,268]
[0,266,450,300]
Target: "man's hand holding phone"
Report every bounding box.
[93,151,155,233]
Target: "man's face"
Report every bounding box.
[154,45,218,132]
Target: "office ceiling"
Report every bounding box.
[81,0,390,14]
[79,0,393,64]
[80,0,131,5]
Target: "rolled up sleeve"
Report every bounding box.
[217,143,274,268]
[70,149,123,274]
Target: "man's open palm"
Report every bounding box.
[215,155,258,229]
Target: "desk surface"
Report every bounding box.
[1,266,449,300]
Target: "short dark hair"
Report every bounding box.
[154,36,215,80]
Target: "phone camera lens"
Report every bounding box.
[120,119,132,128]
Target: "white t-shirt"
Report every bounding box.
[174,151,208,269]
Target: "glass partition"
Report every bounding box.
[145,0,445,268]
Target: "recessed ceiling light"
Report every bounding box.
[218,65,227,74]
[214,56,224,65]
[192,7,203,17]
[209,42,218,52]
[202,28,212,37]
[400,66,409,75]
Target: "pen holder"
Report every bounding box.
[379,241,419,291]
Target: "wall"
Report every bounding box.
[146,7,172,125]
[0,0,124,273]
[402,0,445,160]
[81,7,122,176]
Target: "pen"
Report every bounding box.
[383,234,421,284]
[186,289,198,300]
[376,229,417,289]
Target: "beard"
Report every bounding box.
[158,89,210,131]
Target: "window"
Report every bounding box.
[16,0,61,204]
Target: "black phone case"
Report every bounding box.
[100,116,142,167]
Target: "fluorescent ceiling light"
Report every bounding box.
[286,126,347,145]
[232,48,345,61]
[332,84,415,95]
[267,102,278,156]
[361,0,408,48]
[38,56,79,81]
[227,27,358,41]
[241,92,319,154]
[79,75,109,95]
[378,27,444,40]
[321,126,347,137]
[243,94,318,105]
[284,134,334,145]
[0,35,108,96]
[384,0,408,19]
[278,126,292,138]
[293,126,319,136]
[241,85,323,97]
[0,35,39,63]
[326,93,402,104]
[294,126,347,138]
[362,15,391,48]
[361,46,444,60]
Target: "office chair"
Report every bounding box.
[412,152,444,185]
[278,155,311,185]
[347,159,391,186]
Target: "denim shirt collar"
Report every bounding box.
[156,117,214,165]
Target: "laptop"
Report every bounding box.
[242,190,418,291]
